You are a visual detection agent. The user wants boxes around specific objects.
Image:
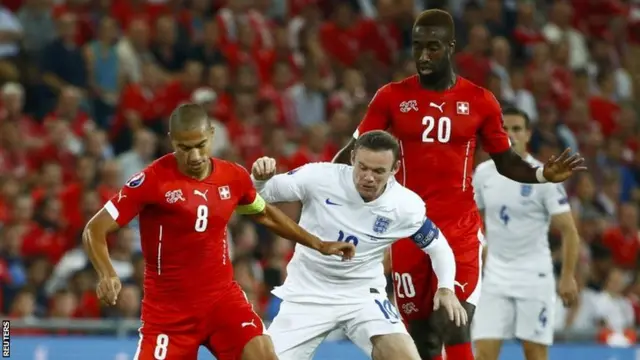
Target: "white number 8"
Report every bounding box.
[195,205,208,232]
[154,334,169,359]
[422,116,452,143]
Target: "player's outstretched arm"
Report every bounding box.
[246,203,356,260]
[490,148,586,184]
[83,209,122,305]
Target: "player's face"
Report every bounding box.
[170,127,214,176]
[412,26,455,78]
[351,148,399,201]
[503,114,531,155]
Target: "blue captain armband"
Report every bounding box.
[410,218,440,249]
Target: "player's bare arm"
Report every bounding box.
[248,204,355,260]
[490,148,585,183]
[550,211,580,307]
[82,209,122,305]
[333,138,356,165]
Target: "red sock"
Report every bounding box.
[445,343,474,360]
[431,355,443,360]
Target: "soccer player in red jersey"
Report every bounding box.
[83,103,356,360]
[334,10,586,360]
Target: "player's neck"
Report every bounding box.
[418,69,457,91]
[179,159,213,181]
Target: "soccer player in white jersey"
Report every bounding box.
[251,130,468,360]
[471,107,581,360]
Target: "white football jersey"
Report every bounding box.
[473,155,571,295]
[255,163,435,305]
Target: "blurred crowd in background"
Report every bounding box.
[0,0,640,345]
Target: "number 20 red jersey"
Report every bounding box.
[354,75,511,253]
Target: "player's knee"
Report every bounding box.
[240,335,278,360]
[522,341,548,360]
[439,303,475,345]
[371,334,420,360]
[408,319,442,359]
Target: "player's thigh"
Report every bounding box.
[205,287,270,360]
[345,291,408,355]
[240,335,277,360]
[451,243,483,307]
[514,294,556,347]
[134,325,200,360]
[268,300,338,359]
[472,291,516,341]
[390,239,435,321]
[370,333,421,360]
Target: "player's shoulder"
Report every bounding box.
[289,162,345,179]
[456,76,498,104]
[389,182,425,214]
[213,158,253,180]
[124,153,175,187]
[376,75,419,96]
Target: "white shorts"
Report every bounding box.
[268,291,408,360]
[472,290,556,346]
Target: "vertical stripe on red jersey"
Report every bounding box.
[399,141,407,186]
[461,140,471,191]
[157,225,163,275]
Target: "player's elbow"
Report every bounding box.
[82,210,117,249]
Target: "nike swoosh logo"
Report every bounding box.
[325,198,341,206]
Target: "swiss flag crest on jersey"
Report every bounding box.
[456,101,470,115]
[218,186,231,200]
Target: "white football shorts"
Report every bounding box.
[268,289,409,360]
[472,288,556,346]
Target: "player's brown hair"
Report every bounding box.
[168,103,211,133]
[355,130,400,163]
[413,9,455,41]
[502,106,531,129]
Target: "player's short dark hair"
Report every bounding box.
[354,130,400,162]
[413,9,455,41]
[168,103,210,133]
[502,106,531,129]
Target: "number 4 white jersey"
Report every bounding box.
[253,163,449,305]
[473,155,571,294]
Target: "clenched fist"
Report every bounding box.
[252,157,277,181]
[97,276,122,306]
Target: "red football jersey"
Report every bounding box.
[355,75,510,248]
[104,154,259,323]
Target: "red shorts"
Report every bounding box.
[390,227,484,322]
[133,283,265,360]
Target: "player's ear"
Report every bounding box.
[391,160,400,175]
[448,40,456,55]
[350,150,355,165]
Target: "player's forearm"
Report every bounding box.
[489,149,539,183]
[424,238,456,291]
[332,139,355,164]
[252,204,323,251]
[560,230,580,279]
[82,227,117,278]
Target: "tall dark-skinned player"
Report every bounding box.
[333,9,586,360]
